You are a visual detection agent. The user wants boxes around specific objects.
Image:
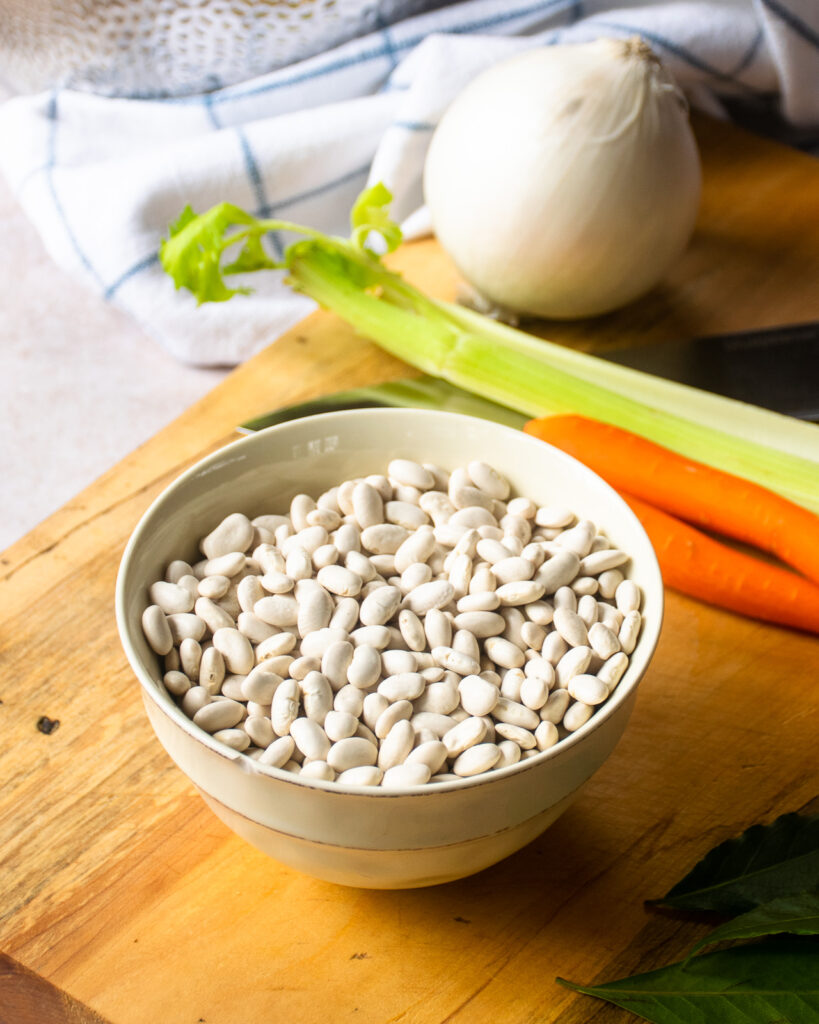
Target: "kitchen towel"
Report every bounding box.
[1,0,817,366]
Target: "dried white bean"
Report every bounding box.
[431,646,480,677]
[313,544,340,570]
[378,672,425,702]
[555,520,596,557]
[403,580,455,615]
[300,627,348,659]
[321,640,354,690]
[166,612,206,645]
[150,581,195,615]
[535,551,581,594]
[618,610,642,654]
[442,716,487,756]
[406,740,448,774]
[272,679,300,736]
[484,636,525,670]
[524,600,554,626]
[359,585,402,626]
[388,459,434,490]
[413,678,460,715]
[374,699,413,739]
[256,631,298,660]
[194,597,234,633]
[258,735,295,768]
[200,552,247,578]
[588,621,621,660]
[496,580,546,606]
[166,559,194,584]
[555,645,593,688]
[290,718,331,761]
[520,621,546,652]
[213,728,251,751]
[616,580,642,613]
[334,685,365,718]
[535,720,559,751]
[553,607,590,648]
[411,712,458,738]
[213,627,254,675]
[598,651,629,689]
[540,688,571,724]
[553,586,577,611]
[337,765,383,786]
[323,709,359,741]
[563,701,594,732]
[352,481,384,529]
[579,549,630,575]
[382,763,431,788]
[378,719,416,770]
[194,699,244,733]
[381,649,417,676]
[241,667,281,704]
[301,670,334,721]
[350,625,392,649]
[568,674,609,705]
[541,631,569,665]
[458,675,499,717]
[333,523,361,556]
[142,605,173,655]
[300,760,336,781]
[494,722,536,748]
[245,715,275,749]
[163,670,190,697]
[199,647,225,694]
[519,675,550,711]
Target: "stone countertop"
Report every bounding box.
[0,171,226,551]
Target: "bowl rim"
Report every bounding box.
[116,407,664,798]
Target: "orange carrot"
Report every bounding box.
[524,414,819,586]
[620,492,819,634]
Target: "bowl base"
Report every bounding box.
[198,787,581,889]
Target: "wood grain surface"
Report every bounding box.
[1,117,818,1024]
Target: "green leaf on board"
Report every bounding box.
[689,892,819,958]
[651,812,819,915]
[558,938,819,1024]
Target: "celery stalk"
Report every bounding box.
[160,186,819,513]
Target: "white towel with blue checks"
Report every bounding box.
[1,0,817,365]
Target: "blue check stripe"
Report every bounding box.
[258,161,370,218]
[592,20,770,95]
[392,120,435,132]
[45,91,104,287]
[729,28,764,77]
[758,0,819,49]
[103,252,159,300]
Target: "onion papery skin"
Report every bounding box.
[423,39,702,319]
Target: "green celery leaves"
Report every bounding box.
[350,182,403,254]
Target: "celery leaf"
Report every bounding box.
[349,183,402,254]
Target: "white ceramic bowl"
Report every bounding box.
[116,409,663,888]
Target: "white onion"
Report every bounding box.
[423,37,702,319]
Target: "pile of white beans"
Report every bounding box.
[141,459,643,788]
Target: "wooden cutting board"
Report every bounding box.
[1,116,818,1024]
